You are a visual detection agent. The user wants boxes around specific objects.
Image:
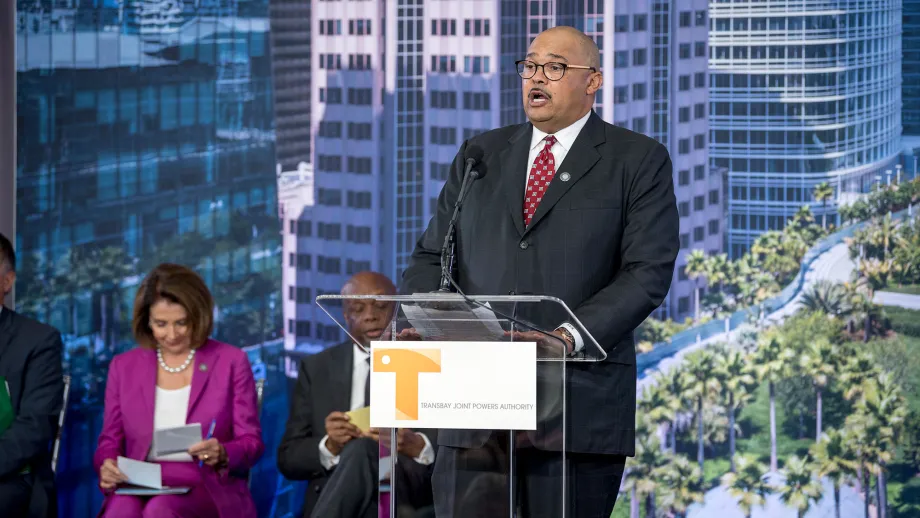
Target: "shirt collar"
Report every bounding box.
[530,110,592,152]
[353,343,369,365]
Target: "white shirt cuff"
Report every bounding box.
[414,432,436,466]
[318,434,340,470]
[558,323,584,353]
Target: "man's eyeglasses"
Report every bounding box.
[515,60,596,81]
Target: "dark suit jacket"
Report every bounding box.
[401,111,679,456]
[277,341,438,515]
[0,308,64,518]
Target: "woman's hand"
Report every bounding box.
[188,438,227,468]
[99,458,127,489]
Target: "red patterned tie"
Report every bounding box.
[523,136,557,227]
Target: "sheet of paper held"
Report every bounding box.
[116,456,163,489]
[152,423,202,457]
[401,300,506,340]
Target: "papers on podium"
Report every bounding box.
[152,423,202,457]
[114,456,190,496]
[402,299,506,341]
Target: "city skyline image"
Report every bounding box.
[9,0,920,516]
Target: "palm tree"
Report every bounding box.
[839,351,882,402]
[715,349,757,471]
[657,455,704,518]
[799,280,851,317]
[638,382,677,452]
[848,374,909,518]
[685,249,708,321]
[721,454,772,518]
[684,350,721,474]
[779,455,824,518]
[800,338,838,441]
[813,181,835,229]
[811,429,858,518]
[624,434,669,518]
[872,212,897,261]
[754,331,796,472]
[661,367,692,453]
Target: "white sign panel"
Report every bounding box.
[369,341,537,430]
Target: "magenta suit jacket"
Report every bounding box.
[93,339,265,518]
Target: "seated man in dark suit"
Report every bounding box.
[0,232,64,518]
[277,271,436,518]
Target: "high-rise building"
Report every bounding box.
[268,0,312,170]
[710,1,903,258]
[286,1,716,351]
[610,0,717,320]
[15,1,280,355]
[905,0,920,134]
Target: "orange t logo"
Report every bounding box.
[373,348,441,420]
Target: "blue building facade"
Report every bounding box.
[15,1,286,515]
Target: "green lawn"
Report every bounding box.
[884,283,920,296]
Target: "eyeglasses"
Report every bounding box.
[515,60,596,81]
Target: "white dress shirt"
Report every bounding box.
[318,344,435,470]
[148,385,194,462]
[524,110,592,354]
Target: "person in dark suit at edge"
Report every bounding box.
[400,26,680,517]
[0,232,65,518]
[277,271,437,518]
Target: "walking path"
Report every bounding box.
[637,241,854,395]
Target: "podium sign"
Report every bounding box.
[369,340,538,430]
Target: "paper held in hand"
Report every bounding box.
[152,423,202,457]
[345,406,371,433]
[114,456,190,496]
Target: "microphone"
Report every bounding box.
[430,146,569,354]
[439,146,485,292]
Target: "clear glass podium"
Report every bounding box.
[316,293,606,518]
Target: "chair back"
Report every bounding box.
[52,375,71,474]
[249,377,266,489]
[256,378,265,414]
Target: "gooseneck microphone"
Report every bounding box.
[432,146,570,354]
[439,145,486,292]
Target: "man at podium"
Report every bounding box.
[277,272,437,517]
[401,26,679,517]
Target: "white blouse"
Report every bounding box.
[147,385,193,462]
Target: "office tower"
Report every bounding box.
[269,0,312,170]
[611,0,717,320]
[15,1,280,357]
[710,1,903,258]
[287,1,714,352]
[906,0,920,134]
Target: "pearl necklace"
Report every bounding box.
[157,348,195,374]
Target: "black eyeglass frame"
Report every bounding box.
[515,60,597,80]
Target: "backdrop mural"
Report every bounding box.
[12,0,920,517]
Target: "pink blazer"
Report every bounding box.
[93,339,265,518]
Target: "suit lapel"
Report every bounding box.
[138,348,157,439]
[524,112,606,235]
[500,124,534,237]
[187,340,215,416]
[329,342,354,411]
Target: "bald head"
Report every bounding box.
[521,25,603,134]
[341,271,397,297]
[536,26,601,70]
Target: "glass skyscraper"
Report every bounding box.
[905,0,920,134]
[710,1,903,257]
[16,1,281,514]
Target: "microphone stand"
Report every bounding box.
[439,160,479,292]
